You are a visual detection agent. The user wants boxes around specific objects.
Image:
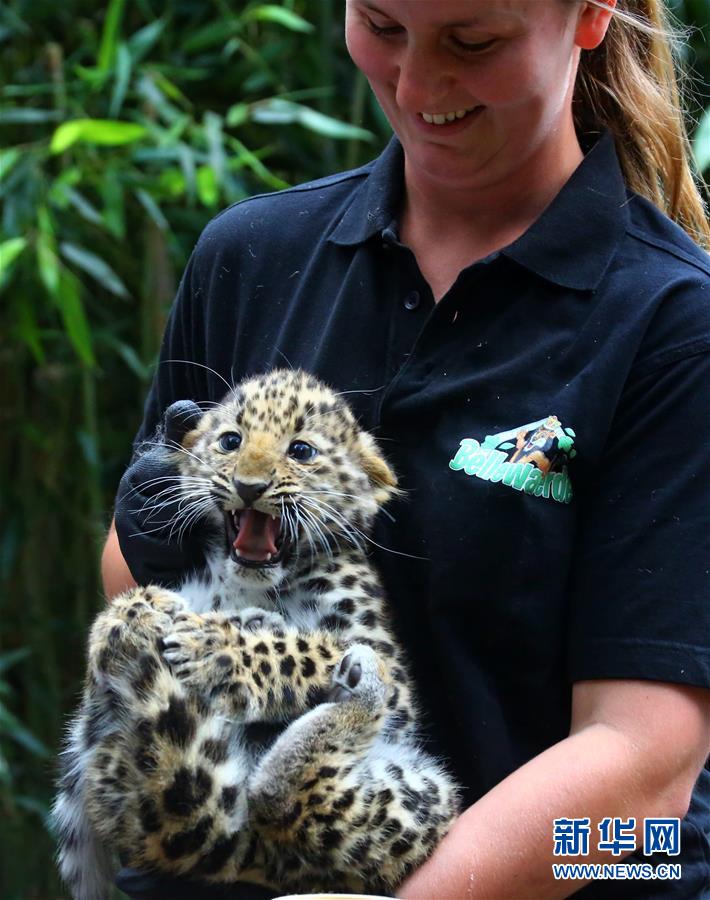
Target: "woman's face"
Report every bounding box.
[345,0,590,191]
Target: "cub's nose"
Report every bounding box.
[234,480,270,507]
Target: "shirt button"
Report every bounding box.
[403,291,420,310]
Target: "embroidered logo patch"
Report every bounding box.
[449,416,576,504]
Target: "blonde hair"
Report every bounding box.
[573,0,710,247]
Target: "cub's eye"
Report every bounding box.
[288,440,318,462]
[218,432,242,452]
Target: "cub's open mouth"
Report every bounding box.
[224,509,286,569]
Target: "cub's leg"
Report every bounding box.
[162,611,343,721]
[249,644,459,894]
[83,661,271,888]
[52,586,188,900]
[89,586,187,682]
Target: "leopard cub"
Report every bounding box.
[52,369,459,899]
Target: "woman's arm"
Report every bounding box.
[101,518,137,600]
[397,679,710,899]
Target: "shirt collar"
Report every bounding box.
[328,131,630,291]
[328,136,405,246]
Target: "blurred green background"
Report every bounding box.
[1,1,708,897]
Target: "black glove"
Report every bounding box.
[115,400,212,588]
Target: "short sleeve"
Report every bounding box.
[132,250,208,451]
[568,348,710,688]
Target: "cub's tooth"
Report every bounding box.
[235,548,243,557]
[265,553,272,562]
[445,112,456,122]
[432,114,446,125]
[422,112,433,124]
[455,109,467,118]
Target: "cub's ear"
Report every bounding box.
[163,400,203,449]
[357,432,400,506]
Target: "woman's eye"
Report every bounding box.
[452,37,497,54]
[218,432,242,452]
[366,17,402,37]
[288,440,318,462]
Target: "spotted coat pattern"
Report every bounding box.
[52,370,459,899]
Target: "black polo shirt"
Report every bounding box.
[135,134,710,897]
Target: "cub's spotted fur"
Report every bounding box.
[52,370,459,899]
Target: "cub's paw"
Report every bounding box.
[162,614,239,691]
[228,607,287,635]
[327,643,389,713]
[89,587,186,678]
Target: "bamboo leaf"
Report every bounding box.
[136,74,181,125]
[50,119,148,154]
[13,295,46,363]
[59,241,130,298]
[135,188,169,231]
[49,120,83,154]
[226,103,249,128]
[101,333,152,380]
[54,267,97,367]
[128,18,166,62]
[196,165,218,206]
[0,107,62,124]
[100,169,126,239]
[36,234,60,296]
[152,72,191,107]
[0,237,27,291]
[227,136,289,190]
[182,20,242,53]
[108,43,132,118]
[0,749,10,786]
[243,5,314,33]
[204,111,226,186]
[250,98,374,141]
[98,0,125,73]
[295,105,374,141]
[158,166,187,199]
[64,188,104,226]
[0,148,21,183]
[177,143,197,201]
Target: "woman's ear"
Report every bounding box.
[575,0,617,51]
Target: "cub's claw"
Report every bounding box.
[228,607,287,634]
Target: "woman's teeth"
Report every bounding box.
[420,108,477,125]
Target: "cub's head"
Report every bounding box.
[172,369,397,586]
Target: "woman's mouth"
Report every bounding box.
[416,106,483,130]
[419,105,479,125]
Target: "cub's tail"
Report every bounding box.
[50,710,114,900]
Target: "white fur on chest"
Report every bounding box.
[176,556,327,632]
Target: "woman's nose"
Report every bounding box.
[394,43,455,112]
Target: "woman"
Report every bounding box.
[103,1,710,896]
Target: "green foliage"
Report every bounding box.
[0,1,707,897]
[0,2,388,896]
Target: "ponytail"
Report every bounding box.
[574,0,710,248]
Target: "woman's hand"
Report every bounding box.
[113,400,210,589]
